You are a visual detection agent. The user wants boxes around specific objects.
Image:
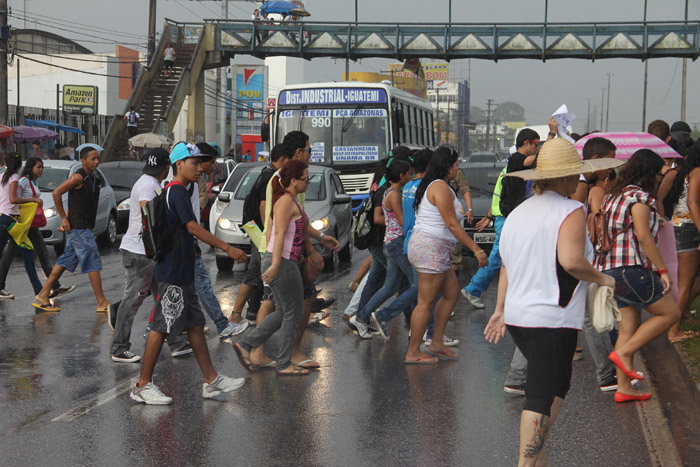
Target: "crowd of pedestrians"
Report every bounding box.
[2,118,698,460]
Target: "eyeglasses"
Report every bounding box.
[299,148,311,153]
[297,176,311,183]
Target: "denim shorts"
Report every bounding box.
[674,223,700,253]
[602,266,664,309]
[56,229,102,273]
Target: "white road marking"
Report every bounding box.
[52,376,137,422]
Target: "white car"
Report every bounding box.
[37,160,119,254]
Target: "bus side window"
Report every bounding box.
[428,112,435,146]
[401,103,408,144]
[418,110,425,146]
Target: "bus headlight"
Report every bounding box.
[311,218,328,231]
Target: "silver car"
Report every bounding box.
[214,164,353,271]
[37,160,119,254]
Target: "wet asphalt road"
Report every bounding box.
[0,243,672,466]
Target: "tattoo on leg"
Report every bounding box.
[523,414,550,459]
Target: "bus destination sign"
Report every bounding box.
[279,88,387,106]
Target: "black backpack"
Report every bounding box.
[242,166,276,229]
[352,190,376,250]
[142,181,182,270]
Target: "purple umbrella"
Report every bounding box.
[12,125,59,142]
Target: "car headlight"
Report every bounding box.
[217,217,237,231]
[44,208,56,219]
[310,218,328,231]
[117,199,130,211]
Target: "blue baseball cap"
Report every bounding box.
[169,142,212,164]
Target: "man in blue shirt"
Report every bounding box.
[131,142,248,405]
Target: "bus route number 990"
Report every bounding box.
[311,117,331,128]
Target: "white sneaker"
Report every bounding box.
[423,332,461,347]
[219,321,249,339]
[349,315,372,339]
[461,289,485,309]
[130,382,173,405]
[202,374,245,398]
[0,289,14,300]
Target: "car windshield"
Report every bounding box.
[469,153,497,163]
[99,168,142,189]
[37,167,69,192]
[234,170,261,200]
[464,166,503,198]
[224,165,255,194]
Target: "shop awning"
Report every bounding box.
[24,119,86,135]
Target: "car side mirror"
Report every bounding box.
[333,194,351,205]
[212,185,221,194]
[217,192,231,202]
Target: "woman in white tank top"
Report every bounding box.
[483,139,620,466]
[405,147,488,364]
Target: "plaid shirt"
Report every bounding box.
[595,185,659,271]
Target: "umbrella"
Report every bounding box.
[0,125,12,139]
[260,0,299,15]
[12,125,59,142]
[290,8,311,17]
[128,132,172,149]
[574,132,682,160]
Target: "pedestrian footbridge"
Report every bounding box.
[102,19,700,160]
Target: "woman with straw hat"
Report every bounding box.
[484,138,621,466]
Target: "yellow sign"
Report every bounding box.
[63,85,98,114]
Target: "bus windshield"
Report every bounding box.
[275,107,390,165]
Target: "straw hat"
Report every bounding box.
[506,138,624,180]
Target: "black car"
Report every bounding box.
[99,161,147,234]
[460,157,507,255]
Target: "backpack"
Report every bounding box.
[242,166,276,229]
[352,190,376,250]
[142,181,182,269]
[128,111,137,124]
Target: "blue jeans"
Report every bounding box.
[358,236,415,323]
[356,243,388,318]
[377,267,418,323]
[465,216,504,297]
[194,255,229,334]
[0,214,41,294]
[56,229,102,273]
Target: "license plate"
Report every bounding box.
[474,232,496,244]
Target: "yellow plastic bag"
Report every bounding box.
[7,202,38,250]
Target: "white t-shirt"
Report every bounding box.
[18,176,38,198]
[500,190,592,330]
[120,174,161,255]
[125,111,140,127]
[0,174,20,216]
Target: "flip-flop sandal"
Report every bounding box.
[96,304,111,313]
[278,366,311,376]
[309,310,331,324]
[32,302,60,313]
[232,343,255,372]
[426,348,459,360]
[404,356,438,365]
[251,360,277,370]
[294,359,320,369]
[669,330,700,343]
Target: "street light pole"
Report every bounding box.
[449,0,452,25]
[681,0,688,121]
[605,73,613,132]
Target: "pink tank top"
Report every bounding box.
[267,195,307,262]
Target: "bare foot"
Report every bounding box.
[427,345,458,359]
[404,351,438,363]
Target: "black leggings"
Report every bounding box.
[507,325,578,416]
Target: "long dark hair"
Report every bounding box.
[385,159,411,183]
[270,160,308,218]
[20,156,42,181]
[2,152,22,185]
[609,149,664,198]
[414,146,459,210]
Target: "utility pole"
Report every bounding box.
[436,87,441,142]
[600,88,605,130]
[586,98,591,134]
[0,0,8,125]
[681,0,688,121]
[486,98,495,152]
[220,0,229,153]
[642,0,649,131]
[605,73,613,132]
[147,0,157,64]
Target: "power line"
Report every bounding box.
[8,13,148,47]
[10,8,149,39]
[173,0,205,20]
[12,45,146,64]
[15,53,138,78]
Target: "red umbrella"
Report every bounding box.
[0,125,13,139]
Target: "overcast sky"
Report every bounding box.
[11,0,700,132]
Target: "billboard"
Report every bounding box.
[63,85,98,114]
[424,63,449,90]
[236,65,264,100]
